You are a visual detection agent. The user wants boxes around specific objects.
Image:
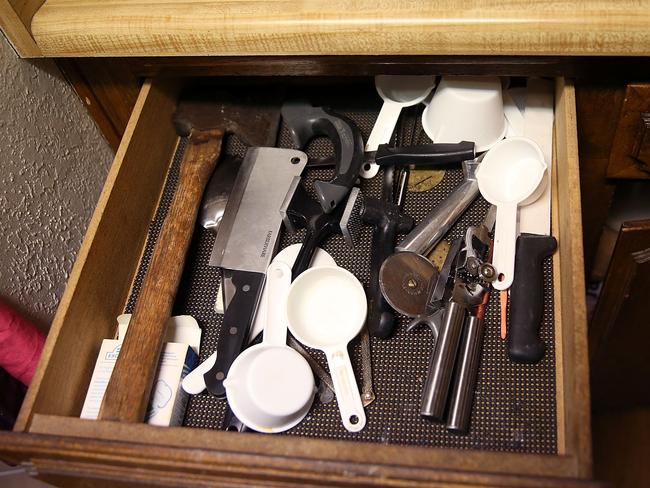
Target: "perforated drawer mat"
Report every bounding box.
[125,83,557,454]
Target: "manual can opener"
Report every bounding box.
[407,206,496,422]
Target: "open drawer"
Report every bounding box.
[0,76,592,487]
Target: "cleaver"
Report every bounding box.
[205,146,308,398]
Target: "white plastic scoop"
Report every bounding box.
[286,266,368,432]
[223,260,316,433]
[476,136,547,290]
[361,75,437,179]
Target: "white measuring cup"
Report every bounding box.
[223,260,316,433]
[286,266,368,432]
[248,244,336,341]
[182,245,335,395]
[361,75,437,179]
[476,137,547,290]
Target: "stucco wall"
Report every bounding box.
[0,34,114,330]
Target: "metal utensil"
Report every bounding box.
[396,159,481,256]
[379,252,438,317]
[508,78,557,364]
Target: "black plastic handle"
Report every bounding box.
[375,141,475,168]
[508,233,557,364]
[362,198,414,338]
[204,270,265,398]
[281,102,364,213]
[291,220,336,281]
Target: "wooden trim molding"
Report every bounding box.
[0,0,44,57]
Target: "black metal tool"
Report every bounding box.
[312,141,475,170]
[279,102,365,279]
[281,101,365,213]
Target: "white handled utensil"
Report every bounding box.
[476,137,547,290]
[286,266,368,432]
[361,75,436,179]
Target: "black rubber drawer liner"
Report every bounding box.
[125,83,557,454]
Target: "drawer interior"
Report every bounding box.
[15,75,590,481]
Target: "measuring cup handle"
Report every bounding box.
[325,347,366,432]
[365,101,402,153]
[492,203,518,290]
[262,261,292,347]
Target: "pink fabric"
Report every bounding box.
[0,300,45,386]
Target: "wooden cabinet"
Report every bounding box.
[3,2,649,486]
[0,75,594,487]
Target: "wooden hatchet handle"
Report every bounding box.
[99,128,223,423]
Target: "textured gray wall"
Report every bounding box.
[0,35,114,331]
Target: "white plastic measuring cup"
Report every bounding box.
[182,245,335,396]
[223,261,316,433]
[476,137,547,290]
[361,75,437,179]
[286,266,368,432]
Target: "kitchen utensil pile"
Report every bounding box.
[96,75,557,437]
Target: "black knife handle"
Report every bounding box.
[375,141,475,167]
[281,102,364,213]
[508,233,557,364]
[204,270,265,398]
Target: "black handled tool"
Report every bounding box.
[507,233,557,364]
[283,182,348,279]
[282,102,365,213]
[204,270,265,396]
[362,168,414,338]
[206,148,308,398]
[280,103,365,279]
[374,141,475,168]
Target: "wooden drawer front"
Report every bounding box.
[1,76,591,487]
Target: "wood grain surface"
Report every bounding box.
[30,0,650,57]
[98,127,222,422]
[14,79,180,432]
[0,0,44,56]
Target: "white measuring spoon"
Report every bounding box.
[476,137,547,290]
[361,75,437,179]
[286,266,368,432]
[223,260,316,433]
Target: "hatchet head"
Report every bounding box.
[172,89,282,147]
